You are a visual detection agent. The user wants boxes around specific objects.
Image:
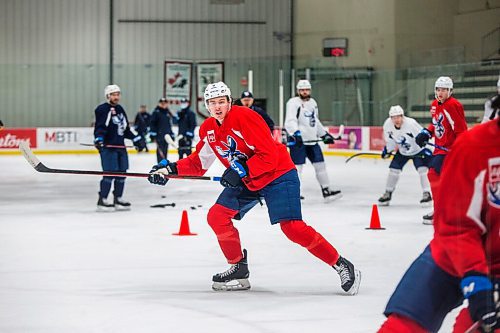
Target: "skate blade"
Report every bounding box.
[345,269,361,296]
[212,279,251,291]
[96,206,115,212]
[422,219,433,225]
[115,205,131,211]
[378,201,390,206]
[324,193,342,203]
[420,201,433,208]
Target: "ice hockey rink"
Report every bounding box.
[0,153,461,332]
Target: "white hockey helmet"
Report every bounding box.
[104,84,121,99]
[434,76,453,99]
[296,79,312,90]
[204,81,232,110]
[388,105,404,117]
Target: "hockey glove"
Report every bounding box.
[148,159,178,186]
[94,137,104,152]
[461,272,498,333]
[381,146,391,159]
[132,135,147,152]
[415,128,432,148]
[321,132,335,144]
[220,159,249,188]
[288,131,303,148]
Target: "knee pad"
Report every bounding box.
[417,166,428,176]
[102,176,113,183]
[280,220,317,248]
[207,204,238,232]
[389,168,402,176]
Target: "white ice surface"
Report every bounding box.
[0,153,462,332]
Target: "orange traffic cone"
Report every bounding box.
[366,204,385,230]
[173,210,197,236]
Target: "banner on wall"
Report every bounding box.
[0,128,37,149]
[369,127,386,151]
[327,126,363,150]
[37,128,94,150]
[196,62,224,119]
[164,61,193,112]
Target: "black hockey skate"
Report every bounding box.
[422,211,434,225]
[378,191,392,206]
[97,196,115,212]
[322,187,342,202]
[212,249,250,291]
[114,197,131,211]
[420,191,432,207]
[333,256,361,295]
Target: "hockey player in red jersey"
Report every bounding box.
[147,81,361,294]
[378,116,500,333]
[415,76,468,224]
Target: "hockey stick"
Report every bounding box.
[164,134,179,149]
[80,143,135,149]
[150,203,176,208]
[426,142,449,152]
[464,321,480,333]
[18,142,221,181]
[345,152,395,163]
[287,124,345,146]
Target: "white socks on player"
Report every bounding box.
[417,166,431,193]
[385,168,401,192]
[313,162,330,189]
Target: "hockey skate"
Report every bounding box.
[212,249,251,291]
[322,187,342,202]
[114,197,131,211]
[419,191,432,207]
[378,191,392,206]
[422,211,434,225]
[96,196,115,212]
[333,256,361,295]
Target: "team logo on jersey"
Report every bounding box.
[111,113,127,136]
[432,114,445,139]
[488,157,500,208]
[207,130,216,143]
[397,136,411,152]
[303,110,316,127]
[215,135,247,162]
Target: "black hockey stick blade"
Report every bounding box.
[19,142,220,181]
[345,152,394,163]
[150,203,176,208]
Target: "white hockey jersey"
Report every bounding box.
[285,96,328,145]
[383,116,424,156]
[482,95,499,123]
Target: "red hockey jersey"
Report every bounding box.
[176,105,295,191]
[430,119,500,278]
[427,97,467,155]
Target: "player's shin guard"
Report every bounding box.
[280,220,339,266]
[207,204,243,264]
[386,168,401,193]
[417,167,431,193]
[312,161,330,189]
[378,314,428,333]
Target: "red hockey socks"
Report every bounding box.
[452,308,477,333]
[207,204,243,264]
[280,220,339,266]
[377,314,428,333]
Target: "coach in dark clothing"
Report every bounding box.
[150,98,174,162]
[133,104,151,152]
[240,91,275,132]
[174,98,197,158]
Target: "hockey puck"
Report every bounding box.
[197,205,202,207]
[190,206,196,210]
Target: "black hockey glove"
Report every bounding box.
[220,159,249,188]
[133,135,147,152]
[461,272,498,333]
[381,146,391,159]
[321,132,335,144]
[415,128,432,148]
[94,137,104,152]
[148,159,178,186]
